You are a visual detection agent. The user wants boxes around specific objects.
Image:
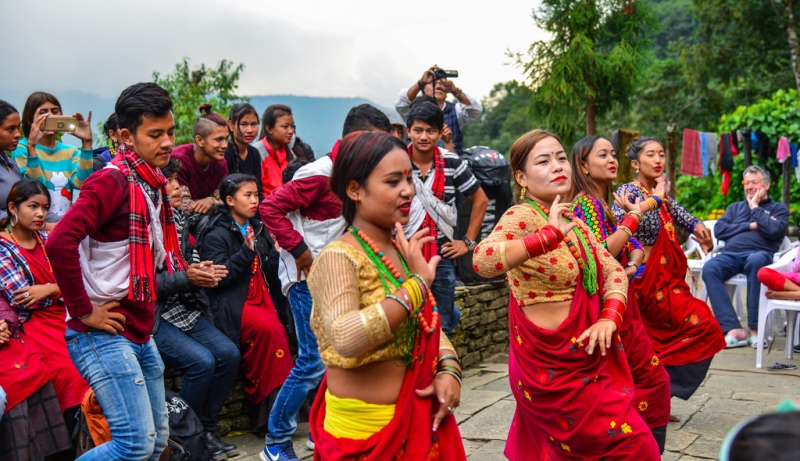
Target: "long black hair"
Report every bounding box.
[0,179,50,228]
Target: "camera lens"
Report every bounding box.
[57,122,64,129]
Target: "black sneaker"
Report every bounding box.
[204,431,239,458]
[793,344,800,354]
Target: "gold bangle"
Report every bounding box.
[627,210,644,221]
[617,225,633,238]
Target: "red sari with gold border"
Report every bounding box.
[310,299,466,461]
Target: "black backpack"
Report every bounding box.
[165,391,213,461]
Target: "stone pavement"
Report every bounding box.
[223,341,800,460]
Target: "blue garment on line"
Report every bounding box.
[700,132,709,177]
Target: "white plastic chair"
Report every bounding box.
[756,247,800,368]
[682,220,716,298]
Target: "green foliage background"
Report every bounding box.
[463,0,800,222]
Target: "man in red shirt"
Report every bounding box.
[47,82,183,461]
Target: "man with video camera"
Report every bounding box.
[395,65,482,155]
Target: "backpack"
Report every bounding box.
[165,390,213,461]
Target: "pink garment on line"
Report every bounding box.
[681,129,702,177]
[777,136,791,163]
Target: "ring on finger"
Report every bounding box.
[447,406,455,414]
[23,292,30,298]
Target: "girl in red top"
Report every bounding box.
[255,104,296,196]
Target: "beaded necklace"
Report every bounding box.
[351,226,438,366]
[6,225,54,274]
[524,199,598,295]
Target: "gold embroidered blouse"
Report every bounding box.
[473,203,627,306]
[308,241,454,369]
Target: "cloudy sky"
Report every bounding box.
[1,0,546,107]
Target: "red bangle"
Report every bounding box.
[600,298,626,330]
[619,215,639,234]
[542,225,564,242]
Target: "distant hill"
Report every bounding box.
[2,89,395,155]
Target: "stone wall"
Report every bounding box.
[167,281,511,434]
[450,281,510,368]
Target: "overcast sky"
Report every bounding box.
[1,0,545,107]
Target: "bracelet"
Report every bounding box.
[600,298,627,330]
[440,364,462,376]
[439,354,460,366]
[651,195,663,208]
[436,370,462,386]
[627,210,644,221]
[617,225,633,238]
[619,215,639,234]
[385,294,412,317]
[409,274,431,299]
[417,80,423,89]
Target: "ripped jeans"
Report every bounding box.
[65,328,168,461]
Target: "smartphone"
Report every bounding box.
[43,115,78,132]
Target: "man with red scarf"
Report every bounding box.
[47,82,185,461]
[402,99,487,337]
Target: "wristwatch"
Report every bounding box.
[463,237,477,251]
[627,261,639,269]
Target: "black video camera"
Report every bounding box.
[433,68,458,79]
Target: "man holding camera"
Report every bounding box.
[395,65,482,155]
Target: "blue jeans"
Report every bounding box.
[66,328,168,461]
[265,282,325,444]
[702,250,774,332]
[153,316,240,432]
[432,256,461,337]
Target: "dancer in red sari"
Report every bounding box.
[613,137,725,412]
[569,135,671,452]
[0,180,88,413]
[307,131,465,461]
[474,130,660,460]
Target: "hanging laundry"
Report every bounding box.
[791,141,798,168]
[730,131,739,156]
[719,132,734,196]
[681,128,702,177]
[777,136,791,163]
[754,131,770,165]
[708,133,719,175]
[700,132,709,177]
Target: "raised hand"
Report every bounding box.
[547,195,577,236]
[394,223,440,287]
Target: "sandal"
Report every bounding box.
[724,334,748,349]
[767,362,797,371]
[747,335,767,349]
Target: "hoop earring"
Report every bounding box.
[519,186,527,201]
[9,214,18,227]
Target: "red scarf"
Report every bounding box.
[408,145,445,261]
[112,148,186,302]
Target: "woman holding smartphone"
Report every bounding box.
[12,91,94,223]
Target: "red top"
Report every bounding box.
[172,143,228,200]
[46,168,156,344]
[260,139,288,197]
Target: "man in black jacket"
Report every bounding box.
[702,165,789,348]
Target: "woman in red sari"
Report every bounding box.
[613,137,725,416]
[474,130,660,460]
[569,135,672,452]
[0,180,86,459]
[0,180,89,414]
[307,131,465,460]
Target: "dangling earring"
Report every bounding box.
[9,213,18,227]
[519,186,527,201]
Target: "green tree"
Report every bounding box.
[153,58,247,145]
[511,0,656,141]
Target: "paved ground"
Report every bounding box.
[223,338,800,460]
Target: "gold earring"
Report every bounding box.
[519,186,527,201]
[583,169,589,175]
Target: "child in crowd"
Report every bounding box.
[13,92,94,223]
[198,174,294,433]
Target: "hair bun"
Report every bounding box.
[199,103,213,115]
